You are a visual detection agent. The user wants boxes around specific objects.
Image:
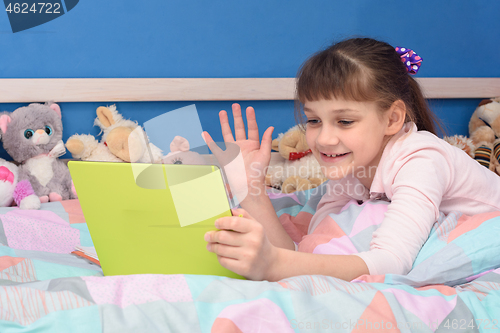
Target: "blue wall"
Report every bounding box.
[0,0,498,160]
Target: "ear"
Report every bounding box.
[49,103,62,118]
[170,136,190,152]
[478,99,493,107]
[96,106,115,128]
[384,100,406,136]
[0,114,12,134]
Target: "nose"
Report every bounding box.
[33,129,50,145]
[316,126,339,147]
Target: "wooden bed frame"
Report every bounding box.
[0,78,498,102]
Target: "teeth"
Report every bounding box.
[324,153,344,157]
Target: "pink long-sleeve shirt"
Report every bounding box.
[307,122,500,276]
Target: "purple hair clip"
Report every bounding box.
[395,46,422,75]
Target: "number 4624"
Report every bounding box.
[443,319,498,330]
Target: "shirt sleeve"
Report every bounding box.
[354,148,451,276]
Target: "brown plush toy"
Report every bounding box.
[265,125,327,193]
[468,98,500,175]
[442,135,475,158]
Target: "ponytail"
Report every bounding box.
[407,77,444,136]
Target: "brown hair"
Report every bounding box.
[295,37,442,135]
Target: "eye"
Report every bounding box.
[172,157,183,164]
[44,126,52,135]
[306,119,320,125]
[339,120,354,126]
[24,129,34,139]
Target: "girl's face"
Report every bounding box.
[304,98,393,190]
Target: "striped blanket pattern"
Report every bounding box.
[0,185,498,332]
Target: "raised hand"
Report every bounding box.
[202,103,274,201]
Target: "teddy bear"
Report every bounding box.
[0,102,76,202]
[468,97,500,175]
[0,158,40,209]
[66,105,163,163]
[265,125,327,193]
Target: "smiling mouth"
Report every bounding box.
[322,152,349,157]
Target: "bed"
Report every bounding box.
[0,77,499,332]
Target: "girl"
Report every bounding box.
[202,38,500,282]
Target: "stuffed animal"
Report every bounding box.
[0,158,40,209]
[468,98,500,175]
[161,136,206,165]
[442,135,475,158]
[0,102,76,202]
[265,125,327,193]
[66,105,163,163]
[65,133,124,162]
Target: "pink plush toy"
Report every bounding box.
[0,158,40,209]
[161,136,206,165]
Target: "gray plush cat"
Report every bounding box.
[0,102,77,202]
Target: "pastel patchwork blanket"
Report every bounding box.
[0,184,499,332]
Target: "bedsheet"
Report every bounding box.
[0,186,499,332]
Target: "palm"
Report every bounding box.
[238,139,267,170]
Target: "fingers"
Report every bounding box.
[201,131,212,145]
[205,229,242,247]
[215,216,251,234]
[219,110,235,142]
[207,242,239,260]
[230,207,244,216]
[216,256,242,275]
[201,131,223,155]
[232,104,247,141]
[216,103,272,167]
[260,126,274,154]
[219,104,264,144]
[204,209,254,242]
[246,106,260,142]
[208,240,257,279]
[205,228,242,261]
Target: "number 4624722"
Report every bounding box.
[443,319,498,330]
[5,3,62,14]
